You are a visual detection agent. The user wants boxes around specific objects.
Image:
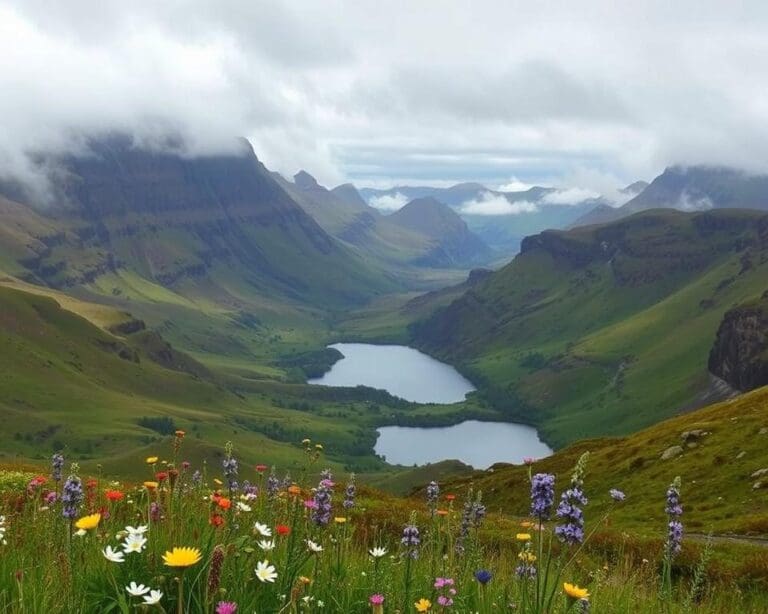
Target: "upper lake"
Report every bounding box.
[307,343,476,403]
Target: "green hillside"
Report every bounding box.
[413,209,768,447]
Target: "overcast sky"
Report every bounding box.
[2,0,768,194]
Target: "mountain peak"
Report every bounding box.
[294,170,320,189]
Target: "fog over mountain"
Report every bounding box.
[4,1,768,199]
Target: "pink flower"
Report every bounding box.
[437,596,454,607]
[523,457,535,465]
[215,602,238,614]
[304,499,318,509]
[369,594,385,605]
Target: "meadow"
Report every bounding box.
[1,432,766,613]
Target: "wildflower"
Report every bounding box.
[401,522,420,559]
[105,489,124,502]
[207,545,225,596]
[122,533,147,554]
[142,590,163,605]
[61,474,84,520]
[51,453,64,482]
[665,476,684,558]
[162,547,202,567]
[312,474,333,526]
[426,481,439,513]
[307,540,324,553]
[564,582,590,600]
[475,569,492,585]
[258,539,276,551]
[155,471,169,482]
[302,438,311,445]
[523,457,535,465]
[175,430,185,438]
[182,461,191,470]
[255,464,268,473]
[436,509,448,516]
[0,516,6,546]
[150,501,162,522]
[369,546,387,558]
[415,598,432,611]
[236,502,251,512]
[609,488,626,502]
[456,490,486,553]
[103,545,125,563]
[143,481,159,490]
[287,485,302,496]
[276,524,291,535]
[125,524,148,535]
[437,595,454,607]
[126,582,151,596]
[192,470,202,485]
[334,517,347,524]
[516,548,537,579]
[75,513,101,531]
[370,594,384,614]
[146,457,158,465]
[267,473,280,499]
[555,487,588,545]
[445,494,456,502]
[213,478,223,486]
[530,473,556,519]
[516,533,532,542]
[304,499,317,509]
[343,474,356,509]
[222,442,239,490]
[254,522,272,537]
[216,497,232,510]
[255,560,278,583]
[216,602,238,614]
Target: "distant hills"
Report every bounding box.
[411,208,768,447]
[573,166,768,227]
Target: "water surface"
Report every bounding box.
[308,343,475,403]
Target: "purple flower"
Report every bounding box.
[609,488,626,502]
[222,456,238,489]
[515,563,537,579]
[191,470,202,485]
[665,477,683,558]
[426,481,439,512]
[555,487,588,545]
[51,453,64,483]
[150,501,162,522]
[215,602,238,614]
[242,481,258,496]
[312,477,333,526]
[343,475,356,510]
[437,595,454,607]
[401,523,420,559]
[61,475,83,519]
[530,473,556,519]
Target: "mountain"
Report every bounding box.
[0,135,395,308]
[412,208,768,447]
[362,183,600,253]
[573,166,768,228]
[277,172,493,270]
[386,197,493,267]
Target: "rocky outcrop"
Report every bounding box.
[708,294,768,391]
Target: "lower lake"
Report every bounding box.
[374,421,553,469]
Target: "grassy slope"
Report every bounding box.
[441,384,768,535]
[412,209,768,447]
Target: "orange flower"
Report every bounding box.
[175,430,186,438]
[210,514,225,527]
[105,490,124,502]
[436,509,449,516]
[276,524,291,536]
[217,497,232,510]
[287,485,302,496]
[144,481,159,490]
[86,479,98,489]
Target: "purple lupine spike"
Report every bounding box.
[426,481,439,512]
[401,523,420,559]
[530,473,555,519]
[51,453,64,483]
[665,477,683,557]
[555,487,588,545]
[312,477,333,526]
[267,473,280,499]
[343,474,356,510]
[61,474,83,519]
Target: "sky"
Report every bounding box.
[2,0,768,197]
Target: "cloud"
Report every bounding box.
[460,192,539,216]
[677,190,714,212]
[368,192,409,211]
[541,187,601,205]
[496,177,536,193]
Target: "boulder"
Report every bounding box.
[681,429,709,442]
[661,445,684,460]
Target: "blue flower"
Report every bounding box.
[474,569,492,585]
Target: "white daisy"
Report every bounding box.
[255,560,278,583]
[142,589,163,605]
[122,533,147,554]
[74,529,87,537]
[306,539,323,553]
[125,582,150,596]
[253,522,272,537]
[103,545,125,563]
[258,539,276,551]
[125,525,149,535]
[369,546,387,558]
[236,502,252,512]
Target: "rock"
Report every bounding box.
[681,429,709,442]
[661,445,684,460]
[760,427,768,435]
[686,442,698,449]
[736,451,747,460]
[751,468,768,479]
[754,481,764,490]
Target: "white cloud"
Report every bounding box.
[460,192,539,216]
[677,190,714,212]
[541,187,600,205]
[496,177,536,192]
[368,192,409,211]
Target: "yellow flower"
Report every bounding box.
[315,444,323,450]
[516,533,532,541]
[520,520,534,528]
[74,513,101,531]
[302,438,311,445]
[213,478,223,486]
[563,582,590,600]
[143,481,159,489]
[415,598,432,612]
[145,456,158,464]
[334,517,347,524]
[298,576,311,585]
[162,547,202,567]
[518,551,537,564]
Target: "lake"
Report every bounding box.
[308,343,476,404]
[374,421,552,469]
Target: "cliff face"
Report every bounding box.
[708,293,768,392]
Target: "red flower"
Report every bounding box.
[155,471,169,482]
[445,494,456,502]
[86,479,98,489]
[210,514,225,527]
[105,490,124,502]
[216,497,232,510]
[255,464,268,473]
[276,524,291,536]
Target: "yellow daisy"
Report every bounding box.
[74,513,101,531]
[564,582,590,600]
[162,547,202,567]
[415,598,432,611]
